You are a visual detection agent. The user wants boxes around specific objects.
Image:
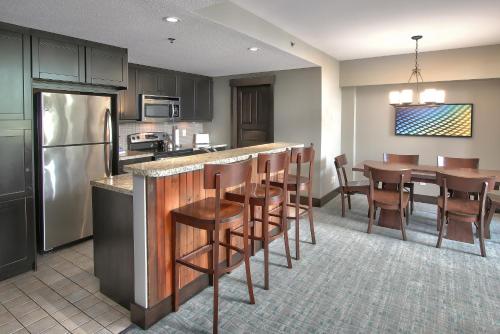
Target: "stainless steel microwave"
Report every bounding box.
[141,95,181,122]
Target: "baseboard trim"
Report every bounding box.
[131,275,208,329]
[290,187,341,208]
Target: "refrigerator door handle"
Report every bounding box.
[104,108,112,177]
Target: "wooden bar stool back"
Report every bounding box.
[435,172,494,257]
[271,144,316,260]
[437,156,479,169]
[366,167,412,240]
[171,158,255,334]
[334,154,369,217]
[383,153,419,215]
[225,150,292,290]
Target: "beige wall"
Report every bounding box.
[343,79,500,195]
[340,44,500,87]
[199,2,342,197]
[204,67,323,197]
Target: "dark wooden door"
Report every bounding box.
[236,85,273,147]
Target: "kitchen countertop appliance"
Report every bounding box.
[127,132,226,160]
[37,92,113,251]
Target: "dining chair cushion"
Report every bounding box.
[437,196,480,217]
[173,198,244,224]
[373,189,410,206]
[225,183,283,205]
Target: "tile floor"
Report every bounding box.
[0,241,132,334]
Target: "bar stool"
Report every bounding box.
[171,159,255,334]
[225,151,293,290]
[435,172,494,257]
[271,144,316,260]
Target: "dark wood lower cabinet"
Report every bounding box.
[92,187,134,309]
[0,127,35,281]
[0,197,35,280]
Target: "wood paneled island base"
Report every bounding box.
[124,143,302,329]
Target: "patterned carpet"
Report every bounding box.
[128,195,500,333]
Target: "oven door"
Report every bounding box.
[141,95,172,122]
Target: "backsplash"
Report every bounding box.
[118,122,204,150]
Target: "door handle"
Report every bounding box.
[104,108,113,177]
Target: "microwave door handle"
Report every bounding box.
[104,108,112,177]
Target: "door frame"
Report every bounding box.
[229,75,275,148]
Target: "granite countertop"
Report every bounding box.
[124,142,303,178]
[119,150,154,161]
[91,173,133,195]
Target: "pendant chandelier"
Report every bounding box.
[389,35,445,105]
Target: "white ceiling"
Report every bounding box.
[231,0,500,60]
[0,0,315,76]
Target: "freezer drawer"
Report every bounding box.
[42,143,109,250]
[41,92,111,146]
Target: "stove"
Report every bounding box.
[127,132,226,160]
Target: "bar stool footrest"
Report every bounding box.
[179,244,213,263]
[176,259,211,274]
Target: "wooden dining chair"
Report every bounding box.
[334,154,369,217]
[485,191,500,239]
[437,156,479,169]
[171,158,255,333]
[225,150,292,290]
[366,167,412,240]
[435,172,494,257]
[383,153,419,215]
[436,156,481,227]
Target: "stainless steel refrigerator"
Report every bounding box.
[38,92,113,251]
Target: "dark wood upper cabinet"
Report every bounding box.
[31,35,85,83]
[120,66,138,120]
[195,77,212,121]
[179,76,196,120]
[32,32,127,88]
[157,72,177,96]
[137,69,158,95]
[180,76,212,121]
[137,69,177,96]
[120,64,213,122]
[85,46,128,88]
[0,29,27,118]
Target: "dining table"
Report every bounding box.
[352,160,500,243]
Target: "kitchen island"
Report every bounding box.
[92,143,302,329]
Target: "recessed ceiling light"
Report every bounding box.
[248,47,260,52]
[163,16,180,23]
